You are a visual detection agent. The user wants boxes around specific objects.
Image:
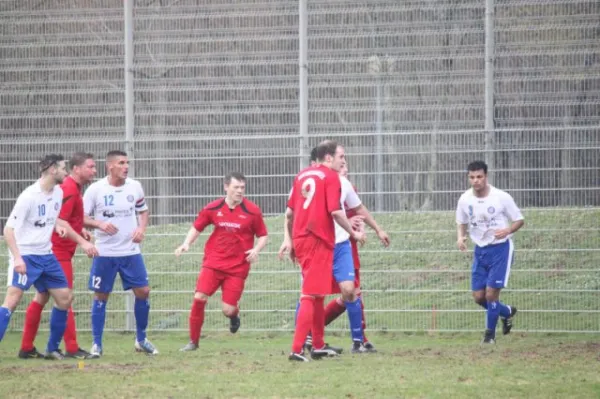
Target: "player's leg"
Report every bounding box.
[470,246,491,342]
[88,256,118,357]
[486,240,517,340]
[2,255,43,343]
[58,258,88,358]
[19,290,49,358]
[221,274,245,334]
[181,267,220,351]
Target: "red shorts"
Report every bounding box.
[196,267,245,307]
[294,236,333,296]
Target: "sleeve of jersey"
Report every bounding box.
[456,199,469,224]
[342,178,361,209]
[503,193,524,221]
[83,184,96,217]
[6,193,30,230]
[325,173,342,214]
[286,185,295,210]
[135,183,149,212]
[253,211,268,237]
[193,209,211,232]
[58,185,76,220]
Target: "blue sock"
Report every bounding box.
[134,298,150,343]
[46,307,68,352]
[0,306,13,342]
[92,299,107,347]
[344,298,364,342]
[294,301,301,327]
[486,301,500,335]
[497,302,511,318]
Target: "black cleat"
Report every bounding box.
[303,334,313,352]
[311,344,340,360]
[289,352,310,362]
[481,329,496,345]
[351,341,368,354]
[229,315,241,334]
[65,348,92,359]
[44,349,65,360]
[502,306,517,335]
[363,341,378,353]
[18,347,44,359]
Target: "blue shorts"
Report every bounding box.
[333,240,355,283]
[89,254,149,293]
[471,240,514,291]
[8,254,68,292]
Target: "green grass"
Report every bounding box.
[0,208,599,333]
[0,332,599,398]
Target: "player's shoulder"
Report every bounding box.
[339,175,354,189]
[202,198,227,211]
[240,198,263,215]
[125,178,144,190]
[60,176,78,194]
[458,188,474,203]
[86,177,107,191]
[489,186,515,202]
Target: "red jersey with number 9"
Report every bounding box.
[287,164,342,248]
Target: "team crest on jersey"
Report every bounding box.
[127,195,134,203]
[54,202,59,211]
[487,206,495,214]
[217,211,223,217]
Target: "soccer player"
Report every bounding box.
[19,152,98,359]
[282,140,365,362]
[456,161,523,344]
[320,162,390,353]
[175,173,268,351]
[0,154,98,360]
[83,150,157,357]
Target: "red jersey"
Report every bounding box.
[193,198,267,279]
[51,176,84,257]
[287,164,341,248]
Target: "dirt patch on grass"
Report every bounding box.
[1,362,146,374]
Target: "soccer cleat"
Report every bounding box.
[88,343,103,359]
[229,315,241,334]
[363,341,378,353]
[179,341,199,352]
[288,352,310,362]
[502,306,518,335]
[44,349,65,360]
[135,338,159,355]
[311,344,340,360]
[481,329,496,345]
[351,341,368,354]
[18,347,45,359]
[65,347,92,359]
[303,334,313,352]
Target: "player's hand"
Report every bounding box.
[81,228,92,241]
[13,256,26,275]
[245,248,260,264]
[494,228,512,240]
[350,215,365,231]
[457,236,467,252]
[81,241,99,258]
[376,229,390,247]
[98,221,119,235]
[352,230,366,246]
[55,225,67,238]
[277,239,291,260]
[175,243,189,257]
[131,228,145,243]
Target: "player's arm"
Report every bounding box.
[352,204,390,247]
[175,208,211,257]
[4,194,30,274]
[83,186,118,235]
[455,199,469,251]
[56,218,98,257]
[3,226,25,274]
[132,210,148,244]
[495,194,525,239]
[278,207,295,261]
[246,211,269,263]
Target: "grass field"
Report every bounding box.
[0,332,599,398]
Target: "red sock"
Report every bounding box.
[359,294,368,343]
[311,296,326,349]
[21,301,44,351]
[324,298,346,325]
[291,296,314,353]
[189,299,206,345]
[64,307,79,353]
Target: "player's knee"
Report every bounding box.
[2,287,24,311]
[133,286,150,300]
[485,291,499,303]
[54,290,73,310]
[472,291,485,304]
[339,282,356,301]
[95,292,110,302]
[194,292,209,301]
[33,291,50,306]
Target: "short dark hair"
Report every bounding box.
[39,154,64,173]
[315,140,338,162]
[69,152,94,169]
[309,146,318,163]
[106,150,127,160]
[467,160,488,174]
[225,172,246,185]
